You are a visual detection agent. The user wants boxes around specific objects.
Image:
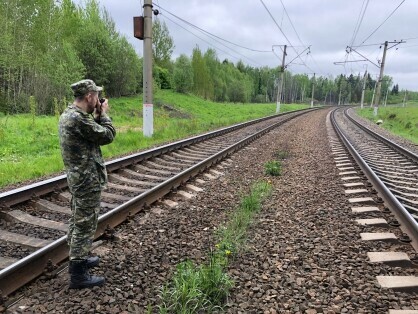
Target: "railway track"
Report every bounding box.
[0,107,316,302]
[330,107,418,293]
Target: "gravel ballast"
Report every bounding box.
[6,108,417,313]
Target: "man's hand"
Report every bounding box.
[94,98,109,120]
[99,99,110,114]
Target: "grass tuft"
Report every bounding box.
[275,150,289,160]
[264,160,282,176]
[158,257,232,313]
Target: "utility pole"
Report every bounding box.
[373,41,388,116]
[384,87,389,107]
[310,73,315,108]
[276,45,287,113]
[265,75,274,102]
[360,70,367,109]
[142,0,153,137]
[370,80,377,108]
[324,90,329,106]
[301,84,305,103]
[402,90,407,107]
[338,84,342,106]
[289,77,294,103]
[265,78,269,102]
[337,40,405,111]
[292,81,297,103]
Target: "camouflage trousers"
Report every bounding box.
[67,191,101,260]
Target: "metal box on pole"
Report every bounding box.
[133,16,144,40]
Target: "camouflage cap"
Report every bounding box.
[71,79,103,97]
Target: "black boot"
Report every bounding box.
[69,259,105,289]
[86,256,100,268]
[68,256,100,273]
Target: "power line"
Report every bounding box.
[351,42,384,48]
[307,53,325,76]
[272,48,283,62]
[139,0,144,13]
[277,0,324,75]
[343,0,369,71]
[160,14,261,66]
[259,0,315,73]
[160,15,230,57]
[359,0,406,45]
[279,0,303,47]
[153,3,272,53]
[349,0,370,47]
[339,0,406,74]
[352,37,417,48]
[286,46,311,68]
[259,0,294,48]
[156,2,318,72]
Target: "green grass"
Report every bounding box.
[264,160,282,176]
[356,105,418,144]
[158,255,233,313]
[275,150,290,160]
[0,90,307,188]
[216,181,272,255]
[158,180,272,313]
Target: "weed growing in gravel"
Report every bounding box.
[158,181,272,313]
[275,150,289,160]
[264,160,282,176]
[217,180,272,256]
[158,256,232,313]
[158,261,209,313]
[199,250,233,305]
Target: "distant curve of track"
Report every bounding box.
[331,107,418,251]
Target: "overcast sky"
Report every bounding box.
[75,0,418,91]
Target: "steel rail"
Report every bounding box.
[0,108,316,299]
[345,108,418,163]
[331,108,418,251]
[0,108,313,208]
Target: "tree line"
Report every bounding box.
[0,0,141,114]
[166,45,407,106]
[0,0,414,115]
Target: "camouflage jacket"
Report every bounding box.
[59,105,116,197]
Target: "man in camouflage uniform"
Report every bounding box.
[59,79,116,289]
